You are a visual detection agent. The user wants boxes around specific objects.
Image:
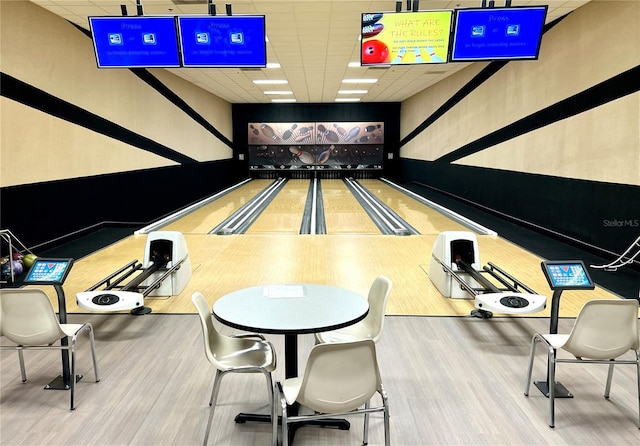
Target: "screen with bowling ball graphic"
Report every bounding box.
[360,10,453,66]
[247,122,385,171]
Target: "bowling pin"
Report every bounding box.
[355,135,370,143]
[344,126,360,142]
[261,124,281,142]
[318,124,339,143]
[249,124,259,135]
[295,134,311,143]
[364,124,381,133]
[333,124,346,136]
[289,146,315,164]
[282,123,297,141]
[317,145,334,164]
[425,46,444,63]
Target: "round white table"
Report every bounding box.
[213,283,369,379]
[213,283,369,434]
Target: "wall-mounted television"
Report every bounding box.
[178,15,266,68]
[449,6,547,62]
[360,10,453,66]
[89,16,181,68]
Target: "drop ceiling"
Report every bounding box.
[29,0,592,103]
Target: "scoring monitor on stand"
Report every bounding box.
[22,258,78,390]
[535,260,595,398]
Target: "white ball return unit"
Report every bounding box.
[429,231,547,318]
[77,231,191,315]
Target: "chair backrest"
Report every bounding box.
[296,339,381,414]
[564,299,639,359]
[362,276,392,343]
[0,289,66,346]
[191,292,225,367]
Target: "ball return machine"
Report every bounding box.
[429,231,547,318]
[77,231,191,315]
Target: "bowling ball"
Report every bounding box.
[12,251,23,261]
[23,253,37,269]
[362,40,389,65]
[11,260,24,275]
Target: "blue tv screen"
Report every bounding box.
[450,6,547,61]
[89,16,181,68]
[178,16,266,68]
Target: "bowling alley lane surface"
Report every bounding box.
[40,232,620,318]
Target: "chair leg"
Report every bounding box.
[383,394,391,446]
[363,400,370,445]
[604,360,615,399]
[204,369,224,446]
[524,335,539,396]
[280,390,289,446]
[87,324,100,383]
[547,346,556,428]
[635,351,640,429]
[17,348,27,382]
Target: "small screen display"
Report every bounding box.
[178,16,266,67]
[450,6,547,61]
[541,261,595,290]
[24,258,74,285]
[89,16,181,68]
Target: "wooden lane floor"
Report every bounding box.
[321,178,380,234]
[33,179,623,318]
[245,179,309,234]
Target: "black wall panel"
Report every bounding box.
[396,158,639,256]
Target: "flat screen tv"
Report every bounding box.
[541,260,595,291]
[450,6,547,62]
[178,15,266,68]
[89,16,181,68]
[360,10,453,66]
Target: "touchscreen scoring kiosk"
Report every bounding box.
[536,260,595,398]
[23,258,77,390]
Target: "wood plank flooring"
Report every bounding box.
[1,313,639,445]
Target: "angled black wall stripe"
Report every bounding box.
[74,22,233,149]
[400,15,567,148]
[436,64,640,163]
[0,72,197,164]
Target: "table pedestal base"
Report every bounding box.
[235,413,351,444]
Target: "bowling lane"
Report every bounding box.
[322,178,381,234]
[357,179,472,234]
[245,179,310,234]
[161,179,273,234]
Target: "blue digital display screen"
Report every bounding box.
[178,16,266,68]
[541,261,595,290]
[24,258,73,285]
[89,16,181,68]
[450,6,547,61]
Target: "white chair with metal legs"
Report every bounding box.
[524,298,640,428]
[0,288,100,410]
[315,276,392,344]
[272,339,390,446]
[191,292,277,446]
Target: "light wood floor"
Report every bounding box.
[31,179,620,319]
[1,313,639,445]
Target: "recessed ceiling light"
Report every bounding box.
[348,62,361,68]
[253,79,288,85]
[335,98,361,102]
[272,98,296,103]
[264,91,293,95]
[338,90,367,94]
[266,63,281,69]
[342,78,378,84]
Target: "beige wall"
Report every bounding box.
[400,0,640,186]
[0,1,233,187]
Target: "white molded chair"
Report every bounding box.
[272,339,390,446]
[0,288,100,410]
[524,298,640,428]
[315,276,392,344]
[191,292,277,446]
